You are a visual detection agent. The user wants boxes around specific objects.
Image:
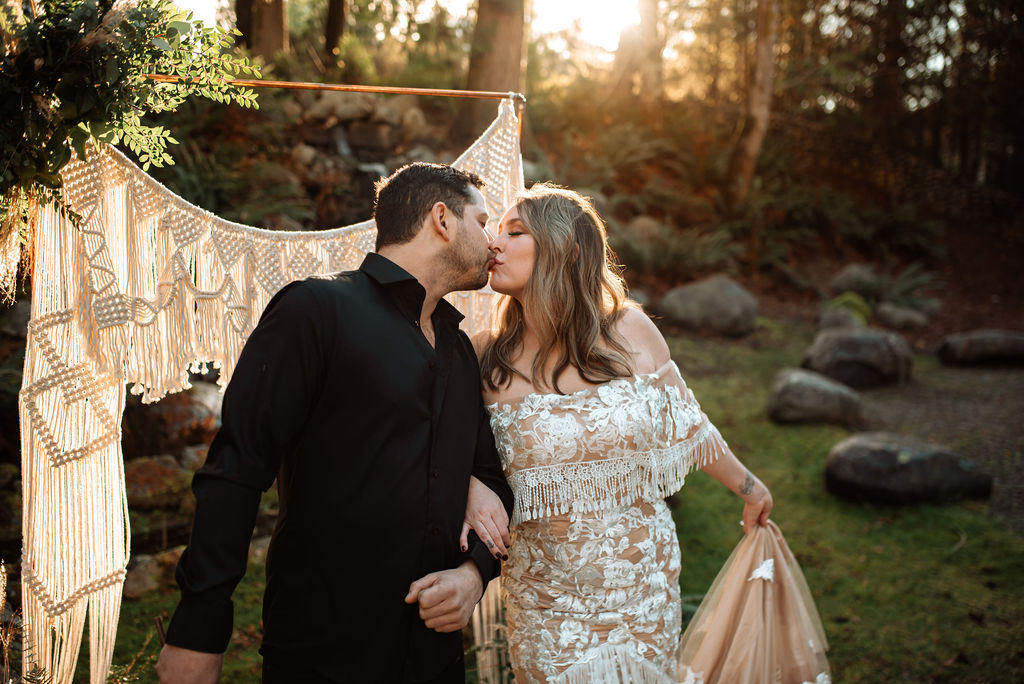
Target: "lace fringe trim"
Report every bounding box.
[509,421,728,524]
[551,644,677,684]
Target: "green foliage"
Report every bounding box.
[824,292,872,324]
[609,219,738,282]
[0,0,260,226]
[879,262,942,310]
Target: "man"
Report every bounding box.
[155,163,514,683]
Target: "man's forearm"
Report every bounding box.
[165,474,262,652]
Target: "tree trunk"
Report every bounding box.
[872,0,907,140]
[455,0,525,143]
[324,0,346,63]
[725,0,779,213]
[235,0,254,48]
[637,0,664,106]
[250,0,289,62]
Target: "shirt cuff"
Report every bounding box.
[165,595,234,653]
[460,533,500,589]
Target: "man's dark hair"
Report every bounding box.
[373,163,485,250]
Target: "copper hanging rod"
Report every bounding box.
[143,74,526,103]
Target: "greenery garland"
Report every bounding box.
[0,0,261,274]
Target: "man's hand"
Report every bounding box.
[404,560,483,633]
[155,644,223,683]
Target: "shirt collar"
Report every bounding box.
[359,253,465,325]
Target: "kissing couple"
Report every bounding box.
[157,162,824,683]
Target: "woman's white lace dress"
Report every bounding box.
[486,360,728,683]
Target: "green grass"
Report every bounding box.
[86,318,1024,682]
[668,321,1024,683]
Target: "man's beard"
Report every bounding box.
[444,238,490,292]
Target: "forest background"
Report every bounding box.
[0,0,1022,682]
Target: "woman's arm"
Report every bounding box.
[619,307,774,531]
[701,448,773,532]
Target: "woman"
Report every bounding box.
[461,184,773,682]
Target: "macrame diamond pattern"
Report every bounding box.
[18,99,524,683]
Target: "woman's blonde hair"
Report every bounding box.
[481,183,634,393]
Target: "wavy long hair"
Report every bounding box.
[481,184,634,393]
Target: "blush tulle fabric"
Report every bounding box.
[677,521,832,684]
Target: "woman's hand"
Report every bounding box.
[460,476,511,559]
[739,475,773,534]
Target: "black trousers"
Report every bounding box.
[262,653,464,684]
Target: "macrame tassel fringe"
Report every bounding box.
[19,99,524,682]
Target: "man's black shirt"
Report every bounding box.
[165,253,514,682]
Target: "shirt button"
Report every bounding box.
[430,470,439,479]
[428,361,436,371]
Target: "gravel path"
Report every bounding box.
[859,363,1024,534]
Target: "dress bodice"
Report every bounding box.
[486,360,728,525]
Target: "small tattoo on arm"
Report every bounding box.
[739,473,755,496]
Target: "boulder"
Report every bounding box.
[818,306,864,331]
[305,91,376,122]
[399,107,429,143]
[122,382,221,458]
[876,302,928,330]
[123,547,184,599]
[627,215,663,240]
[829,263,881,298]
[629,289,653,309]
[802,328,913,388]
[825,432,992,504]
[767,368,860,426]
[658,275,758,337]
[290,144,318,167]
[349,120,396,150]
[937,329,1024,365]
[125,456,192,510]
[372,94,419,126]
[179,444,209,471]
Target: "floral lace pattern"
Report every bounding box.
[486,361,728,682]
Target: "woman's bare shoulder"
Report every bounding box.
[613,306,671,373]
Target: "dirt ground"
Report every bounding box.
[859,364,1024,535]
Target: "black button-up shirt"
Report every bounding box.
[165,253,513,682]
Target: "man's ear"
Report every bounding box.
[430,201,452,241]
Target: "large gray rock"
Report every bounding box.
[825,432,992,504]
[876,302,928,330]
[767,368,860,426]
[937,329,1024,365]
[305,91,376,122]
[829,264,881,298]
[818,306,864,331]
[123,547,184,599]
[802,328,913,388]
[658,275,758,336]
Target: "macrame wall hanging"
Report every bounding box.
[13,97,523,683]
